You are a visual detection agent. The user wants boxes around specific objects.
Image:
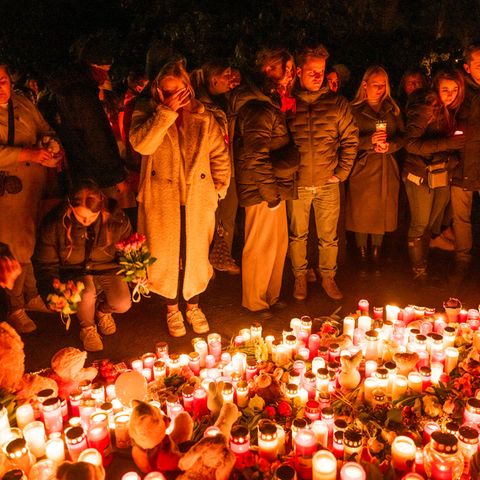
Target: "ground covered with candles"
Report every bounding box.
[2,243,480,479]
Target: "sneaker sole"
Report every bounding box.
[190,324,210,334]
[98,326,116,336]
[169,328,187,337]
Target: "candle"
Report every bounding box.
[364,330,379,361]
[69,390,83,417]
[5,438,32,474]
[23,420,46,458]
[312,449,337,480]
[45,437,65,463]
[257,421,277,461]
[87,420,113,465]
[407,372,422,393]
[357,315,372,332]
[311,357,326,374]
[276,344,290,366]
[444,347,459,374]
[235,381,249,408]
[131,358,143,372]
[65,426,88,461]
[194,340,208,368]
[463,397,480,426]
[386,305,400,322]
[343,317,355,339]
[90,383,105,405]
[430,362,443,385]
[250,322,262,339]
[423,421,440,445]
[332,431,344,458]
[358,299,369,314]
[15,404,35,430]
[0,406,11,445]
[392,375,408,401]
[311,420,328,447]
[231,352,247,376]
[78,448,103,466]
[391,435,416,472]
[144,473,168,480]
[294,428,317,456]
[142,367,153,382]
[230,425,250,455]
[276,425,286,455]
[114,412,131,449]
[122,474,141,480]
[363,377,378,404]
[308,334,321,359]
[193,387,209,417]
[155,340,169,359]
[340,462,366,480]
[365,360,377,378]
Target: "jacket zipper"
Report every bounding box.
[308,103,313,185]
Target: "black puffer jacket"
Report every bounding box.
[288,86,359,186]
[230,83,296,208]
[453,75,480,190]
[404,89,459,182]
[33,202,132,301]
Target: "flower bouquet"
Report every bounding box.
[46,279,85,330]
[116,233,156,303]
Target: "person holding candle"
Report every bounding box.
[403,69,465,281]
[33,180,132,351]
[346,66,405,276]
[130,58,230,337]
[286,45,358,301]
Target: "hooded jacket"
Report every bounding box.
[230,82,296,208]
[288,86,359,186]
[453,74,480,189]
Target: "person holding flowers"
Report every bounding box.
[33,180,132,351]
[130,58,230,337]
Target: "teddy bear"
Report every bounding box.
[250,369,284,404]
[177,402,240,480]
[0,322,57,404]
[48,347,97,399]
[129,400,194,474]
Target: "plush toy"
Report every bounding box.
[49,347,98,399]
[177,403,239,480]
[338,350,363,391]
[129,400,194,474]
[0,322,57,403]
[393,352,420,376]
[250,370,283,404]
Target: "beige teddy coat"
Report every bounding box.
[130,98,230,300]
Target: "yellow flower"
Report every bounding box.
[248,394,265,411]
[423,395,442,417]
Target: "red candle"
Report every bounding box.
[193,387,208,417]
[308,334,320,360]
[358,299,369,315]
[294,428,317,456]
[431,462,453,480]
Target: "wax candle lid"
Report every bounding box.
[431,431,458,453]
[42,396,60,411]
[166,394,179,404]
[304,371,316,382]
[419,366,431,376]
[365,330,378,340]
[5,438,27,457]
[329,342,340,351]
[372,388,386,401]
[223,382,233,394]
[258,421,277,436]
[443,326,456,334]
[285,334,296,343]
[327,361,340,371]
[79,380,92,390]
[321,407,334,418]
[286,383,298,395]
[169,353,180,362]
[236,380,248,391]
[230,425,249,441]
[316,368,328,378]
[66,426,85,441]
[100,402,113,411]
[333,430,344,443]
[37,388,55,400]
[344,428,363,447]
[458,426,479,444]
[334,418,348,430]
[384,360,397,371]
[428,333,443,342]
[292,418,308,430]
[182,385,194,397]
[445,421,459,435]
[466,397,480,412]
[318,346,328,353]
[415,334,427,343]
[274,464,296,480]
[375,368,388,379]
[2,470,25,480]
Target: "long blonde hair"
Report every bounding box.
[62,181,110,259]
[150,60,195,106]
[352,65,401,116]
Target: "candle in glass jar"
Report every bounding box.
[230,425,250,455]
[144,473,167,480]
[407,372,422,393]
[276,425,286,456]
[294,428,317,457]
[423,421,440,445]
[235,381,249,408]
[363,377,378,404]
[391,435,416,471]
[45,437,65,463]
[193,387,209,417]
[78,447,103,466]
[257,421,277,461]
[392,375,408,401]
[343,316,355,339]
[87,420,113,466]
[311,420,328,447]
[122,474,141,480]
[23,420,46,458]
[16,403,34,430]
[357,315,372,332]
[5,438,32,474]
[340,462,366,480]
[444,347,459,374]
[194,340,208,368]
[114,413,131,449]
[386,305,400,322]
[42,397,63,435]
[365,360,377,378]
[463,397,480,426]
[131,358,143,372]
[312,449,337,480]
[65,426,88,461]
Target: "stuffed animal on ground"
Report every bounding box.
[49,347,97,399]
[338,350,363,391]
[129,400,194,474]
[250,370,283,404]
[178,403,239,480]
[0,322,57,403]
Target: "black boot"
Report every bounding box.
[358,246,368,277]
[408,236,427,281]
[371,245,382,276]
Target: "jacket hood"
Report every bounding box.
[294,85,330,104]
[228,81,279,116]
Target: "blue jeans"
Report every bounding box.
[404,179,450,238]
[287,183,340,278]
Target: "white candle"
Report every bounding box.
[430,362,443,385]
[45,438,65,463]
[231,352,247,376]
[391,435,416,471]
[445,347,459,374]
[407,372,422,393]
[343,317,355,338]
[340,462,366,480]
[122,474,141,480]
[365,360,377,377]
[23,420,47,458]
[392,375,408,401]
[78,447,103,466]
[144,473,168,480]
[276,425,286,455]
[312,449,337,480]
[386,305,400,322]
[312,357,326,374]
[364,377,378,404]
[0,406,10,446]
[358,315,372,332]
[311,420,329,447]
[15,403,35,430]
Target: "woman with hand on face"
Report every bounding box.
[34,180,132,351]
[403,69,465,280]
[191,60,241,275]
[346,66,405,275]
[130,59,230,338]
[0,62,64,334]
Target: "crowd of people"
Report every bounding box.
[1,36,480,352]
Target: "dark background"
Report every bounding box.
[2,0,480,91]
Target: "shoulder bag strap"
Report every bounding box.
[7,98,15,146]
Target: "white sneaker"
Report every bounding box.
[8,309,37,333]
[80,326,103,352]
[186,307,210,334]
[25,295,50,313]
[167,311,187,337]
[96,311,116,335]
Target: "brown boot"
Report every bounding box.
[321,277,343,300]
[293,274,307,301]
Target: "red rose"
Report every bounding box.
[277,400,292,417]
[264,405,276,418]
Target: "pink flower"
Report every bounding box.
[264,405,276,418]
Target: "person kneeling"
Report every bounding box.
[34,180,132,351]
